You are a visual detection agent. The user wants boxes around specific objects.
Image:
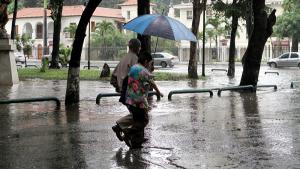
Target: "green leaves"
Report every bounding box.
[274,0,300,38]
[63,23,77,38]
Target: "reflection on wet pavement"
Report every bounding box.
[0,65,300,168]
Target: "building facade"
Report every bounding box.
[6,5,124,60]
[168,0,287,62]
[5,0,289,63]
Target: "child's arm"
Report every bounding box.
[149,79,163,97]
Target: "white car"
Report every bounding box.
[267,52,300,68]
[14,52,26,64]
[151,52,179,68]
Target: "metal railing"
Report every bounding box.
[83,65,99,69]
[217,85,255,96]
[168,89,213,100]
[291,81,300,88]
[265,71,279,75]
[257,85,277,90]
[0,97,61,108]
[96,91,160,105]
[211,68,227,72]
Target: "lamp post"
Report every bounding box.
[88,19,91,70]
[43,0,48,57]
[84,2,91,70]
[202,1,206,77]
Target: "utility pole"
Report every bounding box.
[84,1,91,70]
[88,20,90,70]
[43,0,48,57]
[202,2,206,77]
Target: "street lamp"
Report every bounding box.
[84,2,91,70]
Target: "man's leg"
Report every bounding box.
[112,113,134,142]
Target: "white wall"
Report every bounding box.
[120,5,154,22]
[169,1,284,48]
[5,15,119,60]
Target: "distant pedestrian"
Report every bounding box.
[100,63,110,78]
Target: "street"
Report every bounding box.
[0,64,300,169]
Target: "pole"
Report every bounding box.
[11,0,18,39]
[43,0,48,57]
[88,21,90,70]
[202,3,206,77]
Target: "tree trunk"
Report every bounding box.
[291,36,299,52]
[137,0,151,53]
[188,0,204,79]
[49,1,63,69]
[11,0,18,39]
[245,0,254,41]
[240,0,276,86]
[65,0,102,105]
[227,0,238,77]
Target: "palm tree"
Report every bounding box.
[63,23,77,38]
[94,21,116,59]
[95,20,115,36]
[206,17,229,60]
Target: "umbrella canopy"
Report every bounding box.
[123,14,197,42]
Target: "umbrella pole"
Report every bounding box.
[154,37,159,53]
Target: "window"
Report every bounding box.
[174,9,180,17]
[91,21,96,32]
[70,23,77,38]
[127,11,130,20]
[15,25,19,36]
[280,54,289,59]
[291,54,299,58]
[206,7,213,16]
[36,23,43,39]
[64,23,77,38]
[152,54,163,58]
[186,11,192,19]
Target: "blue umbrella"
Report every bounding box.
[123,14,197,42]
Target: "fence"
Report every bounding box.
[24,45,291,63]
[178,45,290,63]
[80,45,291,63]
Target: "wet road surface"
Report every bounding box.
[0,65,300,169]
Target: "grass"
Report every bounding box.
[18,68,206,81]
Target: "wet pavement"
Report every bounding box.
[1,65,300,169]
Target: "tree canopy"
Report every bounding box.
[18,0,189,10]
[7,0,23,14]
[274,0,300,39]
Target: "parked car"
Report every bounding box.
[14,52,25,64]
[151,52,179,68]
[267,52,300,68]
